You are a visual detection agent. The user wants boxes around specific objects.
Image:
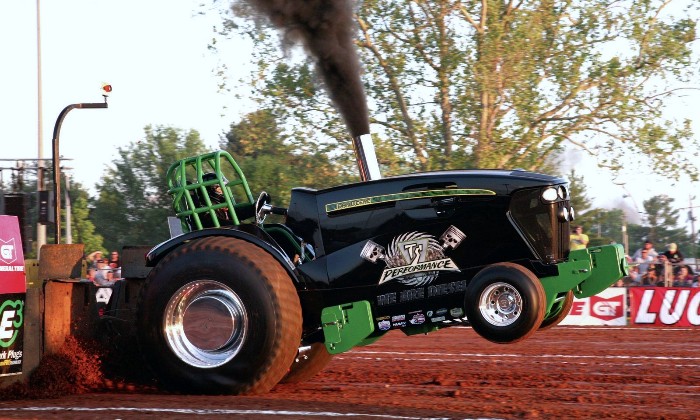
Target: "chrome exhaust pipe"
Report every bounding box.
[352,134,382,181]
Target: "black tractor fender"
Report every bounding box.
[145,224,301,284]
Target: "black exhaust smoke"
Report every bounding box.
[240,0,380,180]
[240,0,369,137]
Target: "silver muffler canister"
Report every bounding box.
[352,134,382,181]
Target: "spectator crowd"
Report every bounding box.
[86,250,122,286]
[624,241,698,287]
[570,227,698,288]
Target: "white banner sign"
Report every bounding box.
[560,287,627,326]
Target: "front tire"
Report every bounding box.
[465,263,546,344]
[137,236,302,394]
[539,290,574,330]
[280,343,333,384]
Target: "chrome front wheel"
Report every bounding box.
[478,281,522,327]
[465,263,546,344]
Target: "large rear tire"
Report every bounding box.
[539,290,574,330]
[280,343,333,384]
[136,236,302,395]
[465,263,546,344]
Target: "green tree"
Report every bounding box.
[218,0,698,181]
[587,208,625,247]
[221,109,344,205]
[641,194,692,251]
[92,126,210,251]
[566,169,595,228]
[70,193,104,254]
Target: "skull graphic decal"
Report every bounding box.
[361,225,465,286]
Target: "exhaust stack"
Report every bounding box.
[352,134,382,181]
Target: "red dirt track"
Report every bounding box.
[1,326,699,419]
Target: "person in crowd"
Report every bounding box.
[654,254,674,286]
[86,250,103,270]
[92,259,114,286]
[108,251,121,269]
[106,250,123,280]
[641,265,660,286]
[662,243,684,265]
[674,266,694,287]
[569,226,589,250]
[624,265,641,286]
[632,248,655,277]
[632,240,658,260]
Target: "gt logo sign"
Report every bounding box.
[562,288,627,326]
[590,295,624,320]
[570,295,624,321]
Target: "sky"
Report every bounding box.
[1,0,698,235]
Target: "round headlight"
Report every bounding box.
[569,206,575,221]
[542,187,558,202]
[557,186,567,199]
[558,207,569,222]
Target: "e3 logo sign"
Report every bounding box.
[0,300,24,348]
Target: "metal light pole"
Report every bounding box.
[52,89,110,244]
[36,0,46,256]
[64,171,72,244]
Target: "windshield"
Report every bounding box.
[509,187,570,263]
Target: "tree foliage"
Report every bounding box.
[566,169,595,228]
[638,194,691,250]
[216,0,698,181]
[68,185,104,254]
[91,126,210,251]
[220,109,345,205]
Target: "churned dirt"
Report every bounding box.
[0,326,698,419]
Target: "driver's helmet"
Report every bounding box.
[200,172,232,223]
[202,172,228,205]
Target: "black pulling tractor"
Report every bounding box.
[135,149,627,395]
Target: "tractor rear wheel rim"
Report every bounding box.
[164,280,247,368]
[478,281,522,327]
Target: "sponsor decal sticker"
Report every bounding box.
[376,317,391,331]
[430,316,446,323]
[409,312,426,325]
[325,189,496,213]
[391,314,405,323]
[361,226,465,286]
[450,307,464,318]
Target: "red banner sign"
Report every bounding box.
[630,287,700,327]
[0,215,26,376]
